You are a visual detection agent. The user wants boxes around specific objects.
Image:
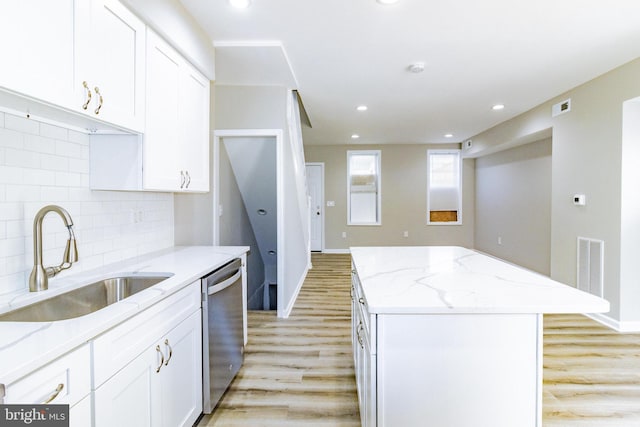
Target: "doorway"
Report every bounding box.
[306,163,324,252]
[213,129,285,317]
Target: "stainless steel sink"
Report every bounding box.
[0,274,172,322]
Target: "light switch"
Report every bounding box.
[327,201,335,207]
[573,194,586,206]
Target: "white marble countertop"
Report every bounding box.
[0,246,248,385]
[350,246,610,315]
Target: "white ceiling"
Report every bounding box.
[179,0,640,145]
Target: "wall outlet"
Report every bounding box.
[327,201,335,207]
[342,231,347,238]
[131,210,143,223]
[403,231,409,238]
[498,236,503,245]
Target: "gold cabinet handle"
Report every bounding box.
[82,81,92,110]
[43,383,64,404]
[94,86,103,115]
[155,345,165,373]
[164,339,173,366]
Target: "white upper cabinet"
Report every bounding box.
[143,29,210,192]
[178,62,210,192]
[144,30,183,191]
[0,0,145,133]
[82,0,146,132]
[90,30,210,193]
[0,0,79,107]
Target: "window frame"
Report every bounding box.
[347,149,382,226]
[426,149,462,225]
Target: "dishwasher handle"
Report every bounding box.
[207,269,242,295]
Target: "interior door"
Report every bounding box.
[306,163,324,252]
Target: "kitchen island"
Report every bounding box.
[350,246,609,427]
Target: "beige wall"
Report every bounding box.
[475,138,552,275]
[466,57,640,327]
[304,144,474,250]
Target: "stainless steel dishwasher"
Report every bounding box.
[201,258,244,413]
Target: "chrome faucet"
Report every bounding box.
[29,205,79,292]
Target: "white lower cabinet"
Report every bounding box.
[2,281,204,427]
[94,310,202,427]
[351,270,376,427]
[93,282,202,427]
[70,394,93,427]
[2,343,92,427]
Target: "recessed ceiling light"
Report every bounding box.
[407,62,425,73]
[377,0,400,4]
[444,133,453,138]
[229,0,251,8]
[356,105,368,111]
[492,104,505,110]
[351,134,360,139]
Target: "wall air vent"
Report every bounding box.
[577,237,604,298]
[552,98,571,117]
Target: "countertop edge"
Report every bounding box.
[0,246,249,386]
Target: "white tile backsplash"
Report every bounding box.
[0,111,174,295]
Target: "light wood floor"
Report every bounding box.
[198,253,640,426]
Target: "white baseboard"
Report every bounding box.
[281,262,311,319]
[585,312,640,333]
[321,248,351,254]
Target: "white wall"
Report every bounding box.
[214,86,310,317]
[0,112,174,295]
[475,138,552,275]
[466,57,640,329]
[620,97,640,324]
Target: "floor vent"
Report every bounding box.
[577,237,604,298]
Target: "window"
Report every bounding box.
[427,149,462,224]
[347,150,381,225]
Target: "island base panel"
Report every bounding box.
[376,313,542,427]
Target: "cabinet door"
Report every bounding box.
[159,310,203,427]
[143,30,181,191]
[0,0,79,107]
[94,347,162,427]
[70,394,92,427]
[85,0,146,132]
[179,64,210,192]
[4,344,91,407]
